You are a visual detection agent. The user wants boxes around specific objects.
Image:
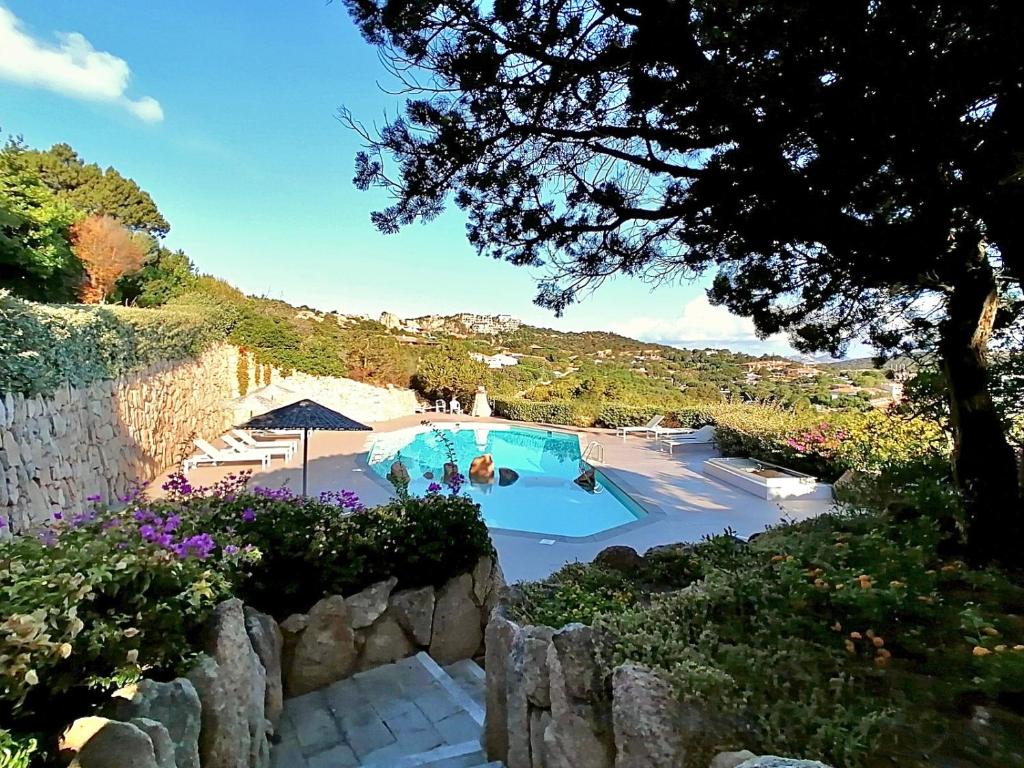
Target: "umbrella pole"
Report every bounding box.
[302,427,309,496]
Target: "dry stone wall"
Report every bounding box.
[485,567,834,768]
[1,345,419,533]
[0,344,238,533]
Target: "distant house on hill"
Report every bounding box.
[470,352,519,368]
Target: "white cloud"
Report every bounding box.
[0,6,163,122]
[611,295,772,345]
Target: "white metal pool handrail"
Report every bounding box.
[582,440,605,464]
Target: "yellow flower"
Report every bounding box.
[1014,645,1024,652]
[844,639,856,654]
[982,627,1000,637]
[126,649,139,664]
[872,636,885,648]
[995,645,1007,653]
[849,631,863,640]
[24,669,38,686]
[972,646,991,657]
[771,555,786,563]
[889,580,905,588]
[58,643,73,659]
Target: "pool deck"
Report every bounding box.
[153,413,834,582]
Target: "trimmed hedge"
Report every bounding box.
[492,398,591,426]
[0,292,232,396]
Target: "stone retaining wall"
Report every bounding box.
[60,555,505,768]
[0,344,238,534]
[1,346,419,534]
[484,586,832,768]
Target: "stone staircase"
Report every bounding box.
[271,653,502,768]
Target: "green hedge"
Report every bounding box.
[0,292,231,396]
[492,398,591,426]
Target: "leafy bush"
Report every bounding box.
[0,293,231,396]
[595,405,660,429]
[0,474,492,755]
[0,730,36,768]
[519,512,1024,768]
[492,398,591,426]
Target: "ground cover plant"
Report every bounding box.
[514,503,1024,768]
[0,473,490,764]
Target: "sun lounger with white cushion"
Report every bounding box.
[183,439,271,473]
[657,425,716,453]
[617,415,664,439]
[231,429,297,455]
[223,433,293,461]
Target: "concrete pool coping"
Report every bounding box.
[155,412,835,581]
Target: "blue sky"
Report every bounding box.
[0,1,847,356]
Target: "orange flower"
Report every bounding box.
[972,646,992,657]
[872,636,885,648]
[849,631,863,640]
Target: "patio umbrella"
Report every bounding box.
[236,398,372,495]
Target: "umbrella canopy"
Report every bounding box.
[237,399,372,494]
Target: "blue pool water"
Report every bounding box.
[366,425,646,537]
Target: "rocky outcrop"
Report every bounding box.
[346,577,398,629]
[390,585,435,645]
[612,664,686,768]
[357,614,417,669]
[498,467,520,486]
[284,595,357,697]
[711,752,758,768]
[544,624,614,768]
[243,607,284,729]
[129,718,177,768]
[430,573,483,664]
[112,678,202,768]
[594,546,643,572]
[61,717,163,768]
[735,759,833,768]
[188,599,271,768]
[507,626,555,768]
[484,611,520,763]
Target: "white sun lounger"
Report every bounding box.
[649,425,695,438]
[617,415,664,439]
[184,439,271,473]
[658,425,717,453]
[231,429,297,455]
[223,433,293,461]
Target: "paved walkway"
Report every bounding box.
[154,413,833,582]
[272,653,497,768]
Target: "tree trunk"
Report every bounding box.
[939,241,1022,565]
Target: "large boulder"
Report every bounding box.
[612,664,687,768]
[129,718,177,768]
[594,546,643,572]
[507,625,555,768]
[346,577,398,629]
[469,454,496,484]
[284,595,357,696]
[498,467,520,486]
[483,611,519,763]
[357,613,417,669]
[544,626,614,768]
[244,607,284,729]
[711,751,758,768]
[389,586,435,646]
[429,573,482,664]
[62,717,161,768]
[112,678,202,768]
[187,598,271,768]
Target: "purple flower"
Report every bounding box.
[224,544,240,555]
[241,508,256,523]
[174,533,216,560]
[39,529,57,547]
[139,524,157,541]
[52,512,63,521]
[163,515,181,533]
[426,482,443,495]
[86,494,102,503]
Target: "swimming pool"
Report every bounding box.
[366,424,647,537]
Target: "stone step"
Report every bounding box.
[443,659,486,711]
[273,653,489,768]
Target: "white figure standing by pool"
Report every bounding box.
[470,385,491,418]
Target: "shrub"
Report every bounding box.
[595,405,659,429]
[0,472,493,756]
[519,511,1024,768]
[491,398,591,426]
[237,349,250,396]
[0,293,231,396]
